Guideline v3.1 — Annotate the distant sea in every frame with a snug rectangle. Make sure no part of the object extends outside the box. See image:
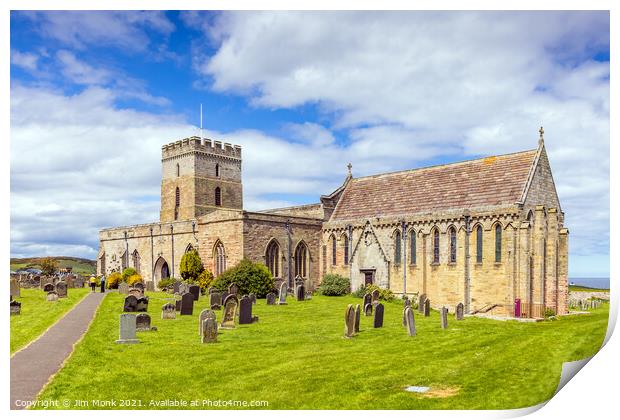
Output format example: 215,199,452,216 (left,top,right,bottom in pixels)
569,277,610,289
